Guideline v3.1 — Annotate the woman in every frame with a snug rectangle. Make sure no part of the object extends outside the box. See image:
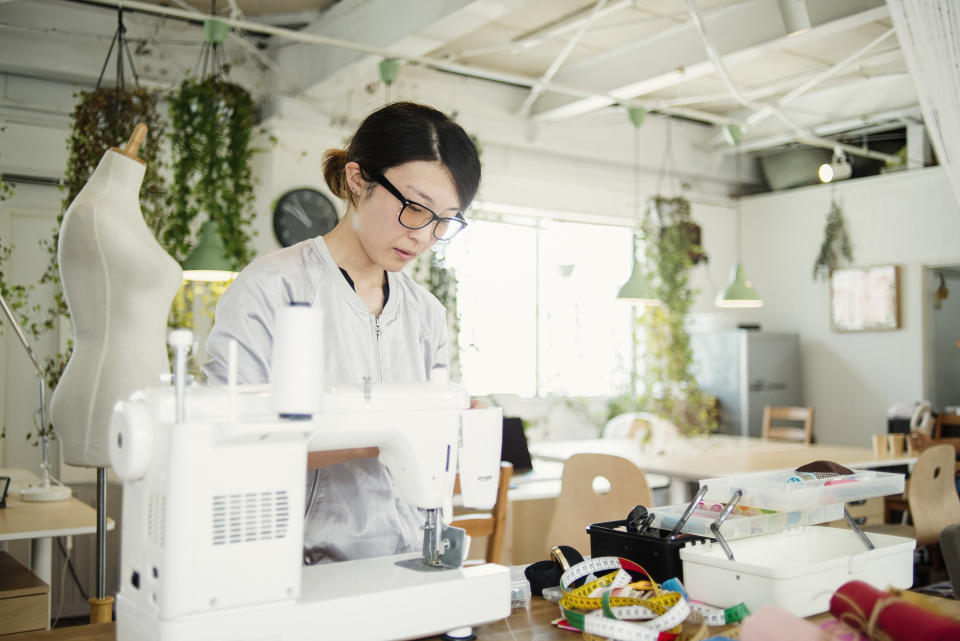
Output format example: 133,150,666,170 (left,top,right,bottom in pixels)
203,102,481,564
